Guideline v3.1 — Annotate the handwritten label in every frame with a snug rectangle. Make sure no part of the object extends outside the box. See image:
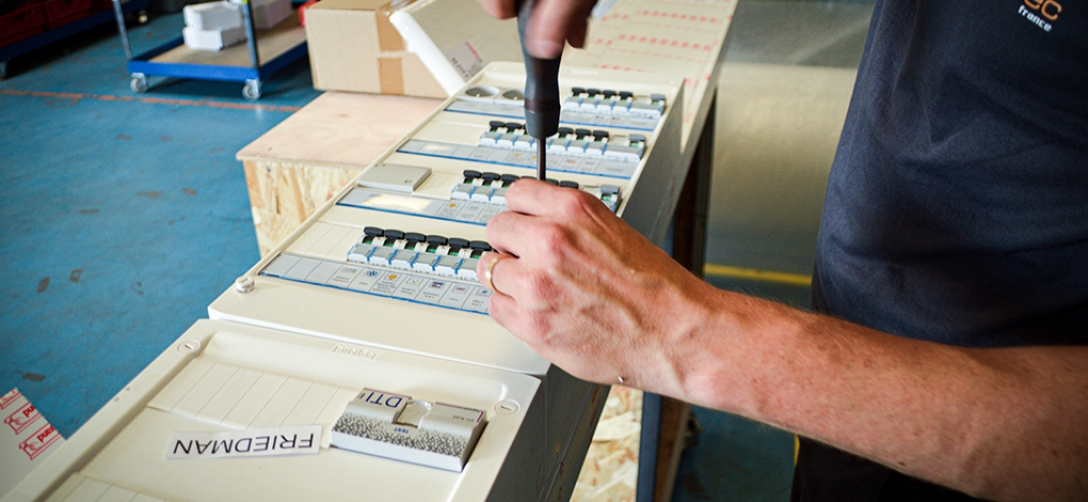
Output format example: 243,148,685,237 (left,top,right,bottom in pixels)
166,425,321,460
